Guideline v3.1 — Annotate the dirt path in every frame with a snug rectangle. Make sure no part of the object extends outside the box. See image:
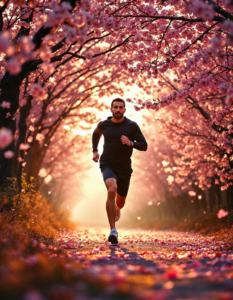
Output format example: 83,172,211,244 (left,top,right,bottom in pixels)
56,227,233,299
